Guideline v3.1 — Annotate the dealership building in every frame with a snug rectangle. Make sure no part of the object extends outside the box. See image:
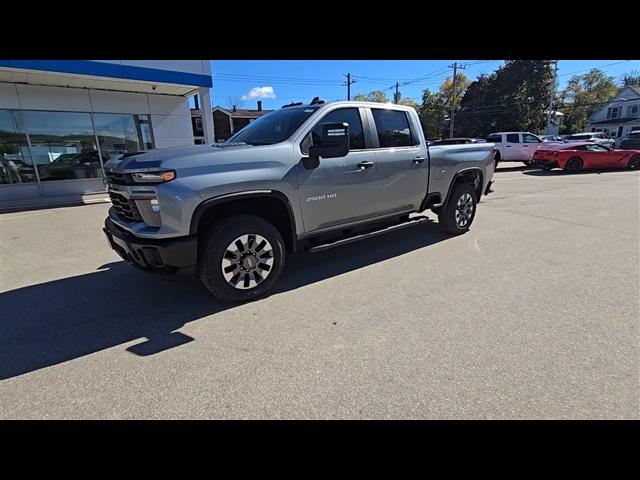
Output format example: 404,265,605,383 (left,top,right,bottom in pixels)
0,60,214,205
